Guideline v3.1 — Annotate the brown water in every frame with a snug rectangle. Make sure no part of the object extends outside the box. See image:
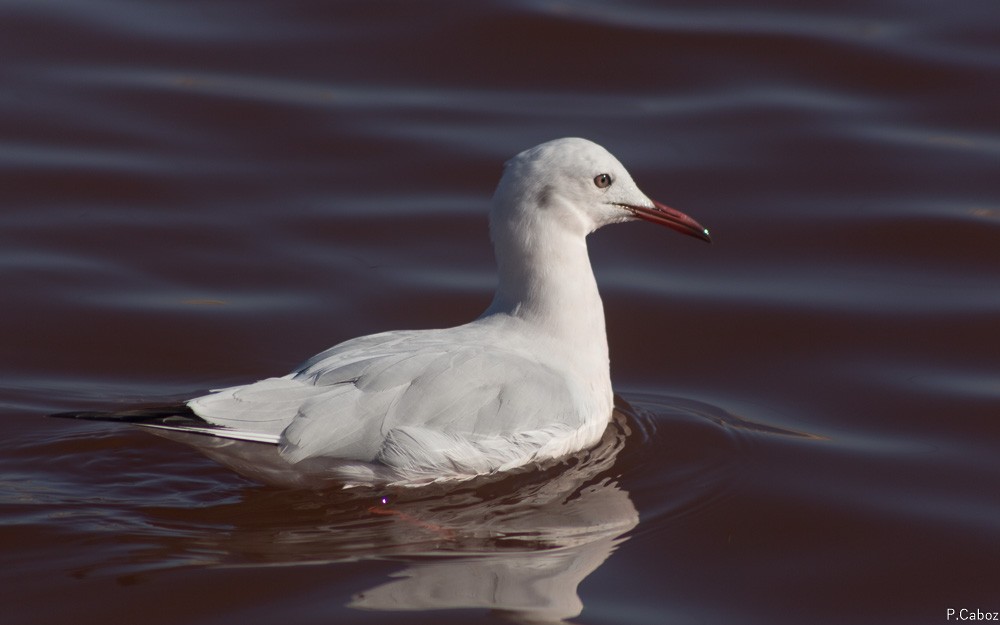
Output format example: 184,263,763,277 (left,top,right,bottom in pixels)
3,1,999,623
